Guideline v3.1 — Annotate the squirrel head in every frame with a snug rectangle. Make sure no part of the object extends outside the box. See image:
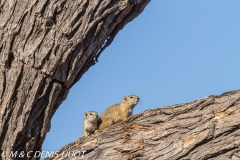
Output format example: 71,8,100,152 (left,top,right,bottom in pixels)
123,95,139,108
84,111,99,122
